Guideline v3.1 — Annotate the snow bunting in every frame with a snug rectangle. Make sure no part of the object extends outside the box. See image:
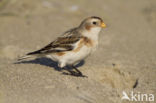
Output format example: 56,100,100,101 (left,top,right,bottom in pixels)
18,16,106,77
